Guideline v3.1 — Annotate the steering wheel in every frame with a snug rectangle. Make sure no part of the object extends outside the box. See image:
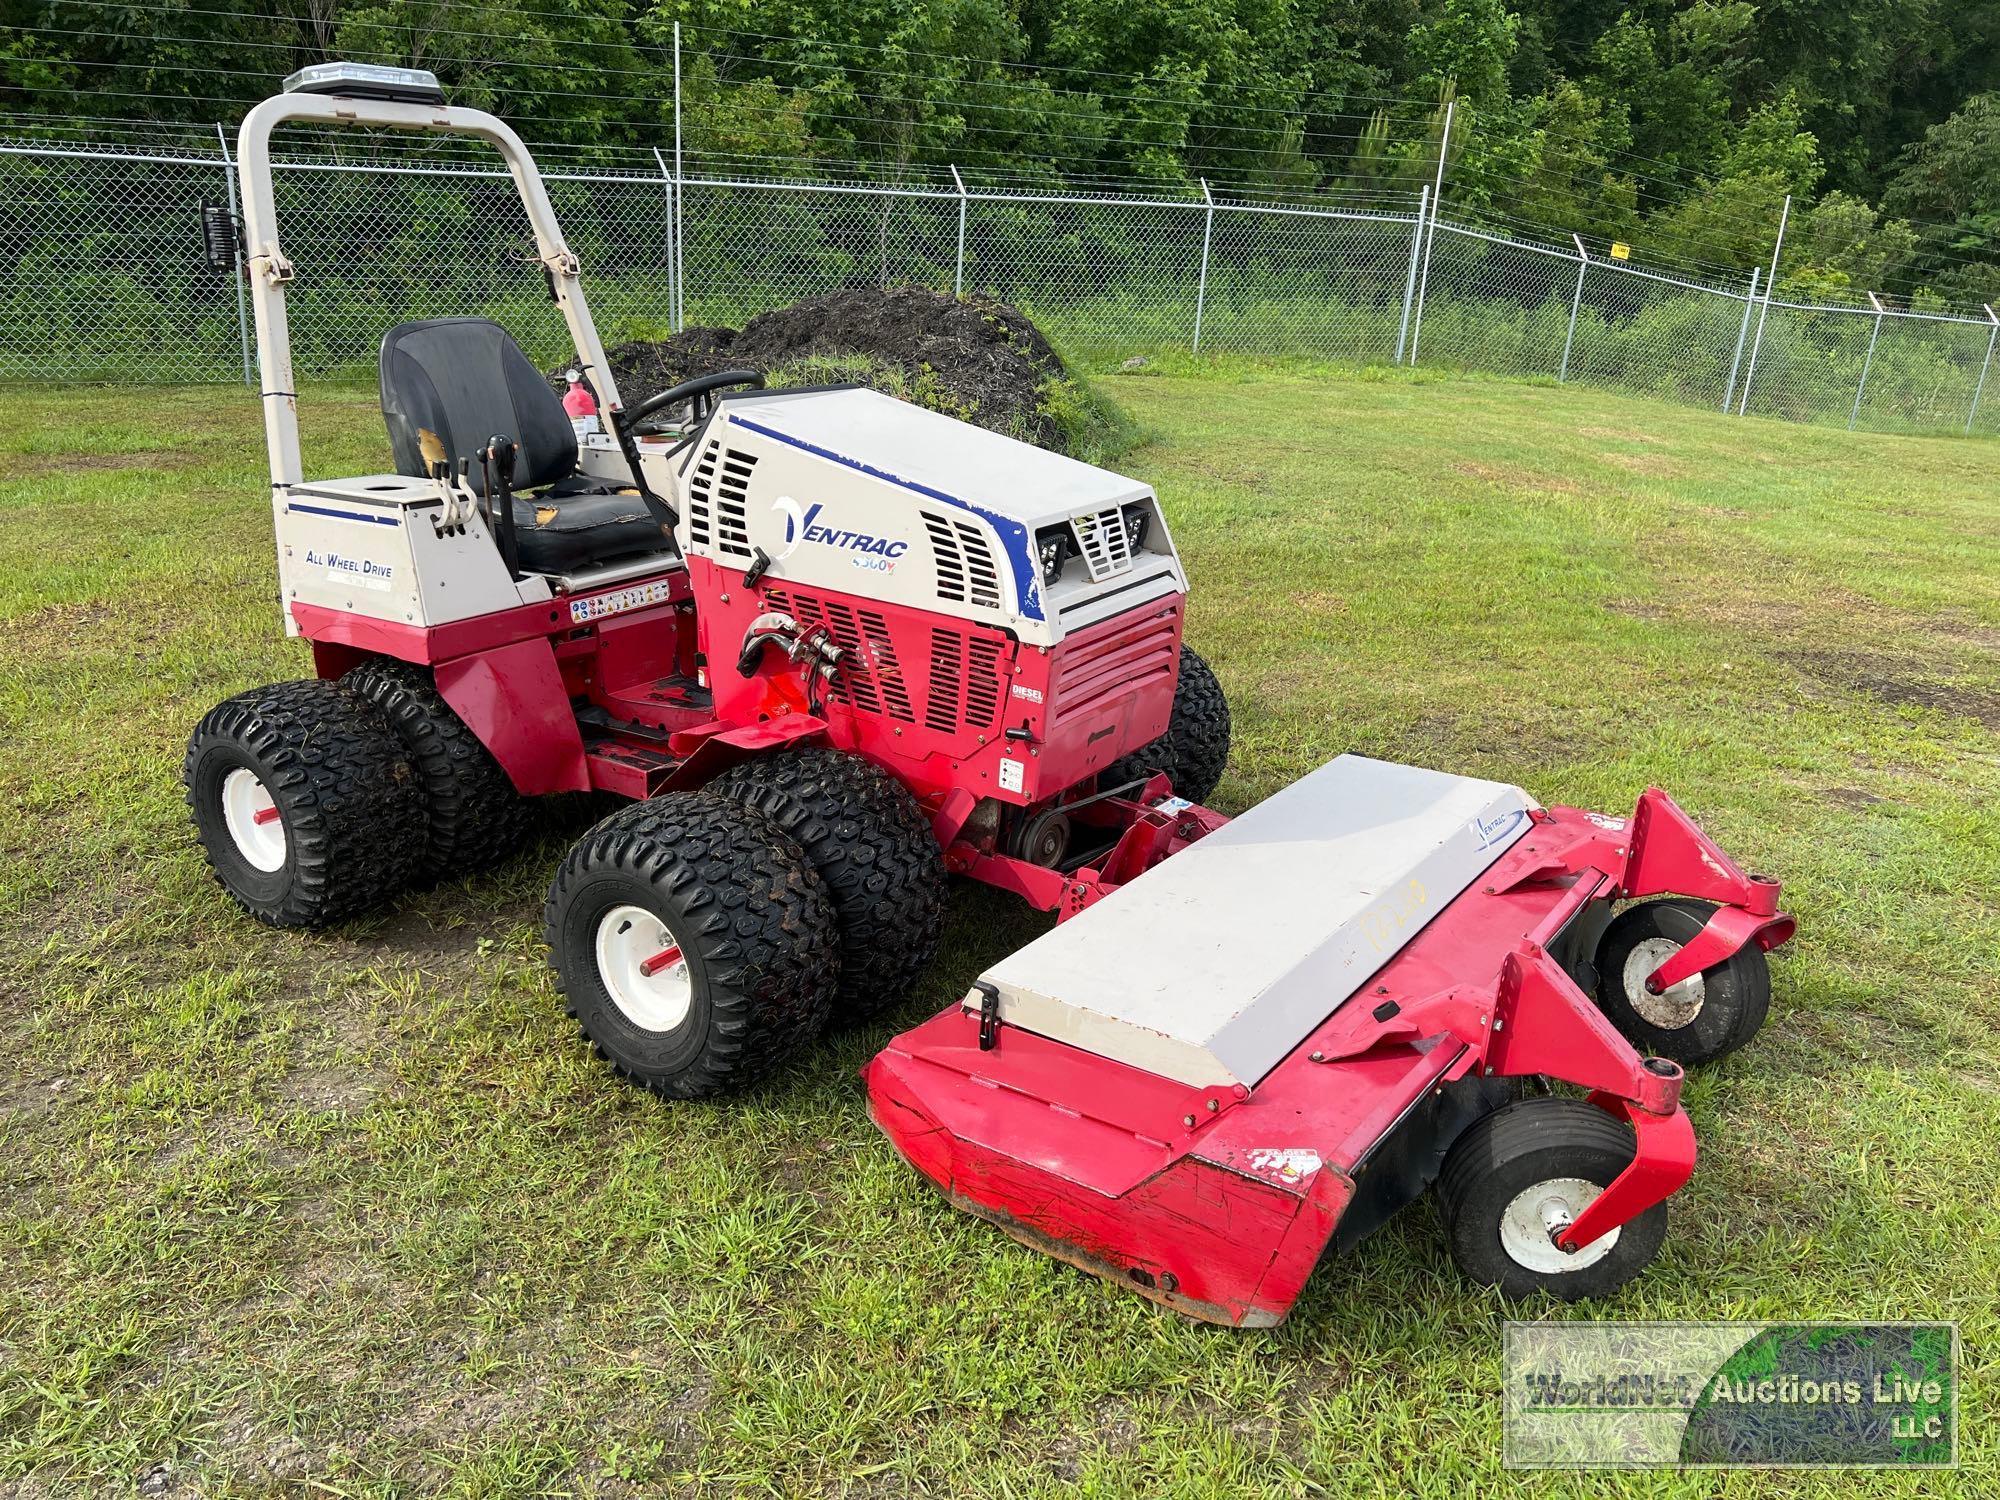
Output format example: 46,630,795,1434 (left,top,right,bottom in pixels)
627,369,766,435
